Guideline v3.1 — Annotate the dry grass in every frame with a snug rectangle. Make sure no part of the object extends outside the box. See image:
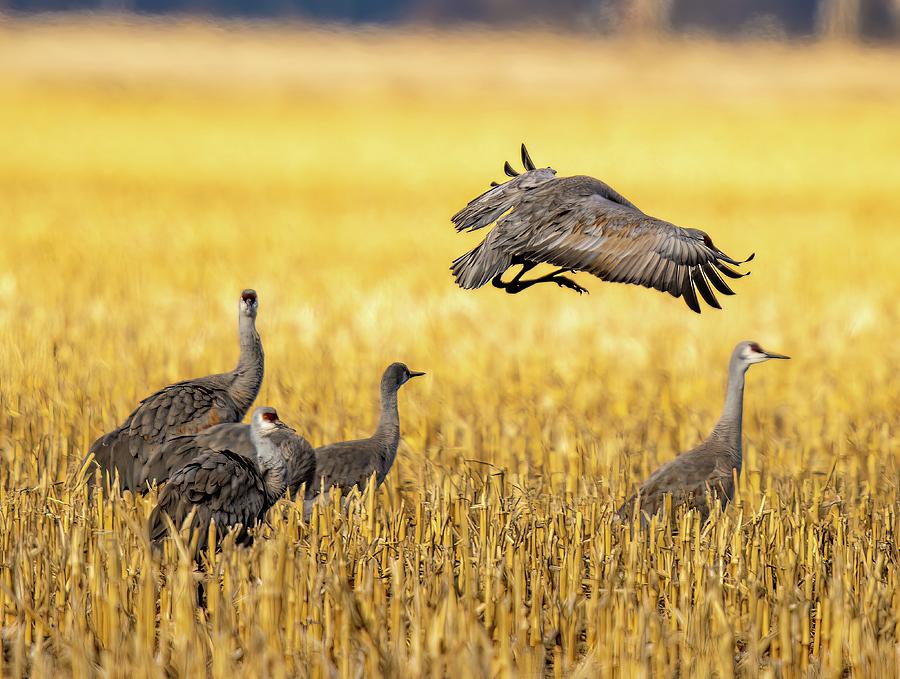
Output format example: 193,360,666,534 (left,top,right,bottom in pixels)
0,17,898,678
